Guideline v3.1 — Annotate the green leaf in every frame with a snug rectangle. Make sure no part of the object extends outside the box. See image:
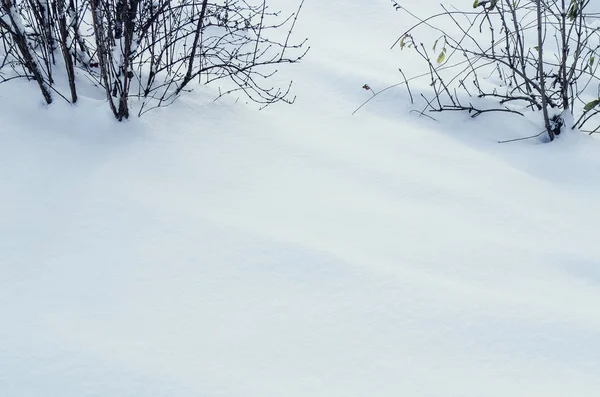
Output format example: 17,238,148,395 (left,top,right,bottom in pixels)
473,0,479,8
436,48,446,64
433,38,439,52
584,99,600,111
590,56,595,66
568,0,578,21
399,34,407,49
